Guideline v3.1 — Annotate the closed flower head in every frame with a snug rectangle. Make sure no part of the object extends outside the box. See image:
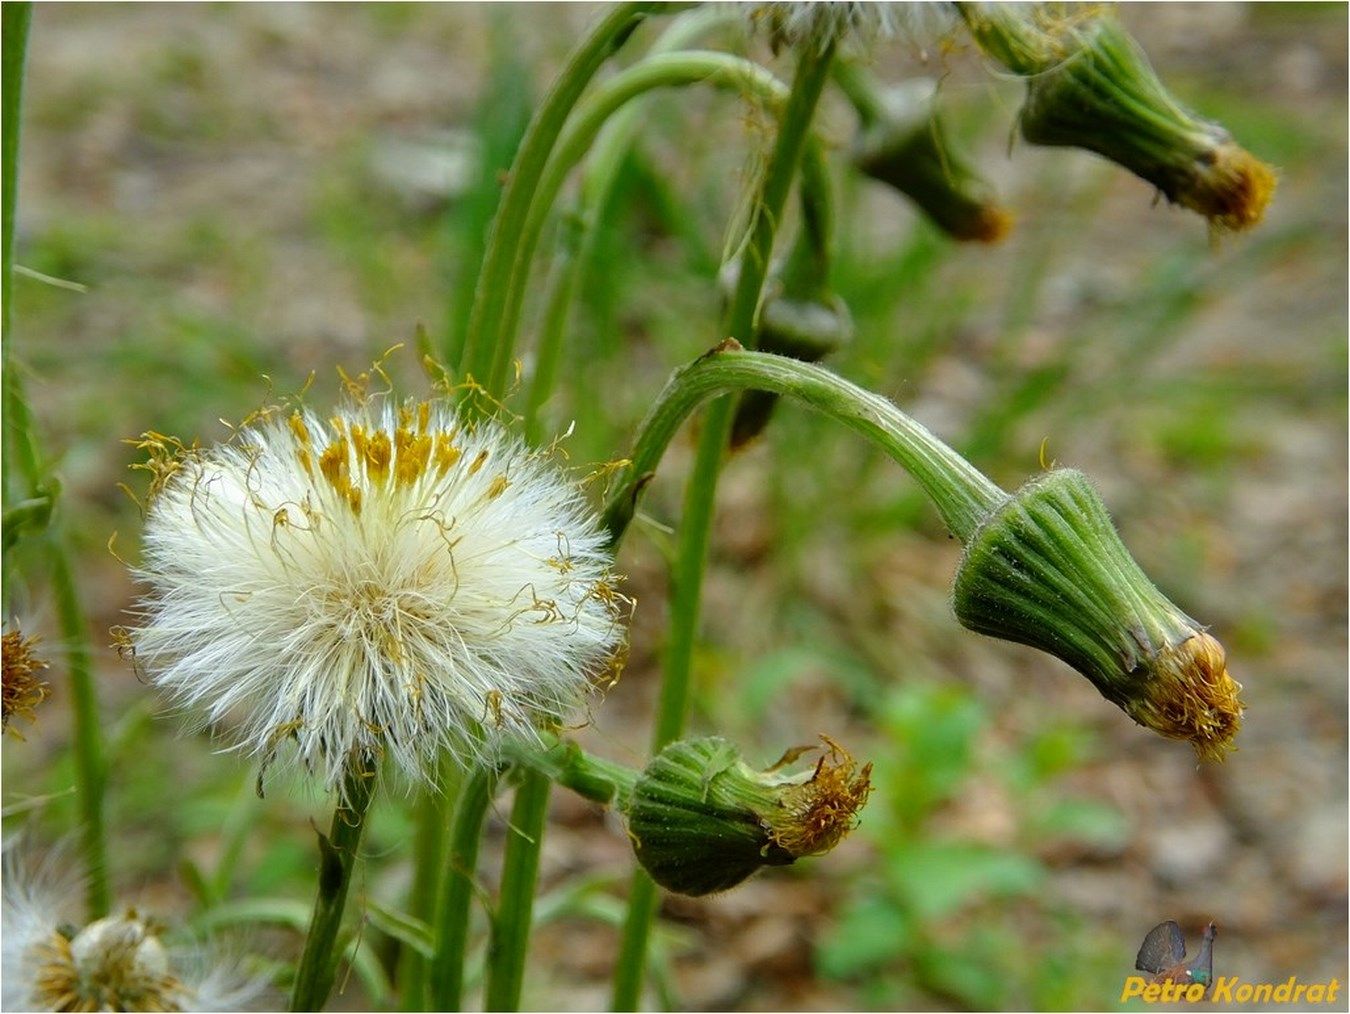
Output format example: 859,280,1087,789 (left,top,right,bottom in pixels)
959,3,1276,231
126,396,625,795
